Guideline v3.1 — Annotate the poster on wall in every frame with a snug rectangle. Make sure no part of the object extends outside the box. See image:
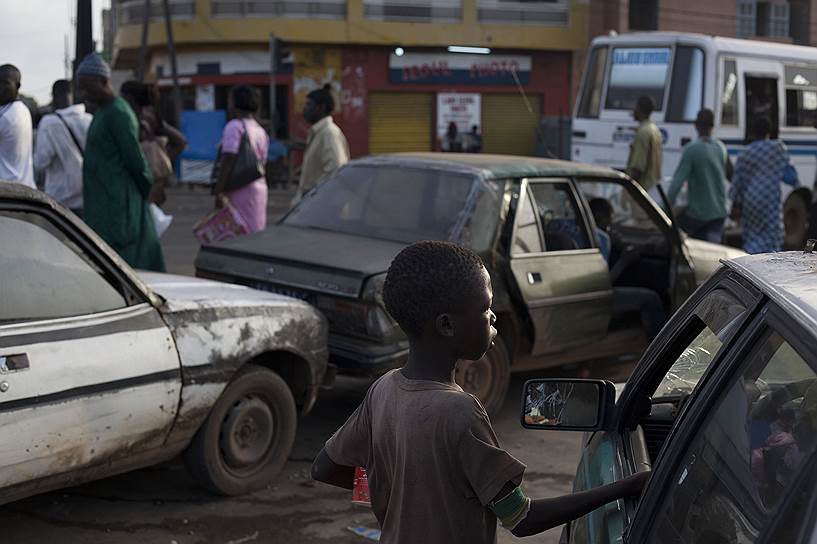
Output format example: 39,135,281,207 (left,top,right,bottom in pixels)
437,93,481,139
292,46,343,116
